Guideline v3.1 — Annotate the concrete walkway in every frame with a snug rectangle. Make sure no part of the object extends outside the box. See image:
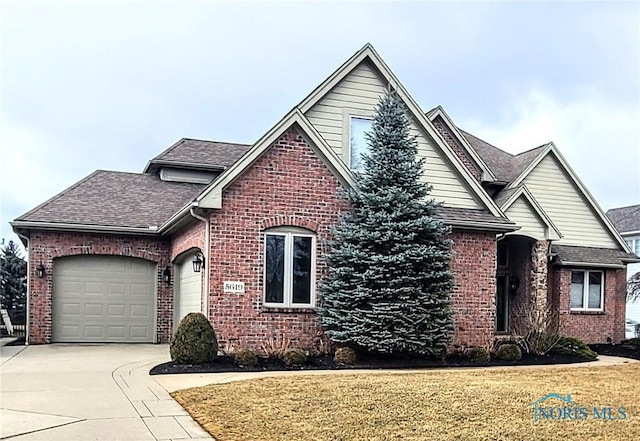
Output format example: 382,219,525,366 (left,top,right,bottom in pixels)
154,354,639,393
0,344,212,441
